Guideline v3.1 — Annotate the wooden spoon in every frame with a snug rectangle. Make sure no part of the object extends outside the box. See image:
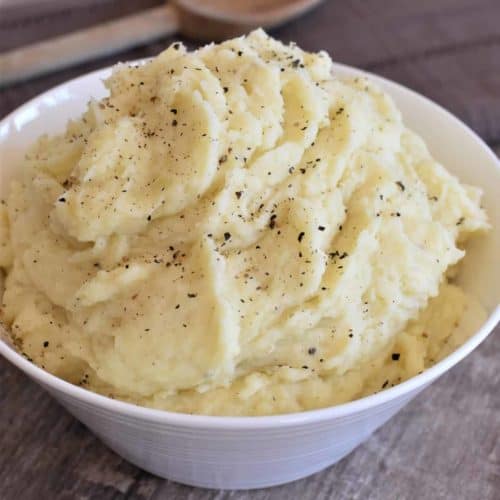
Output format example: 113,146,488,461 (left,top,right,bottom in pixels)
0,0,324,87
